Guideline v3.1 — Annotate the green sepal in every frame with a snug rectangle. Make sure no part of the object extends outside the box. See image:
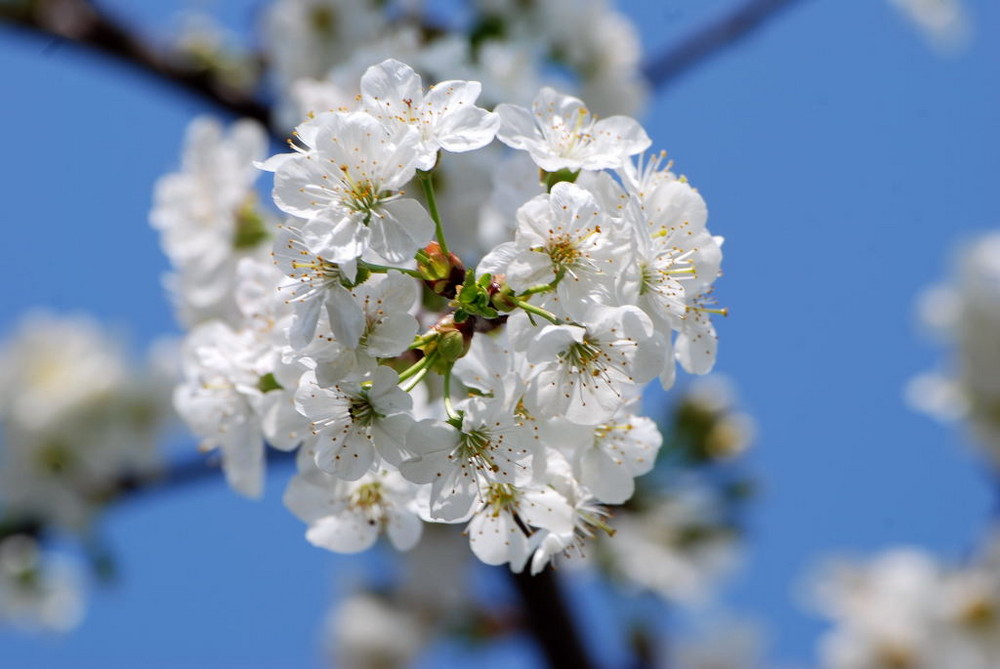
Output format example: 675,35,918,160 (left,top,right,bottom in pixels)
257,373,283,393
